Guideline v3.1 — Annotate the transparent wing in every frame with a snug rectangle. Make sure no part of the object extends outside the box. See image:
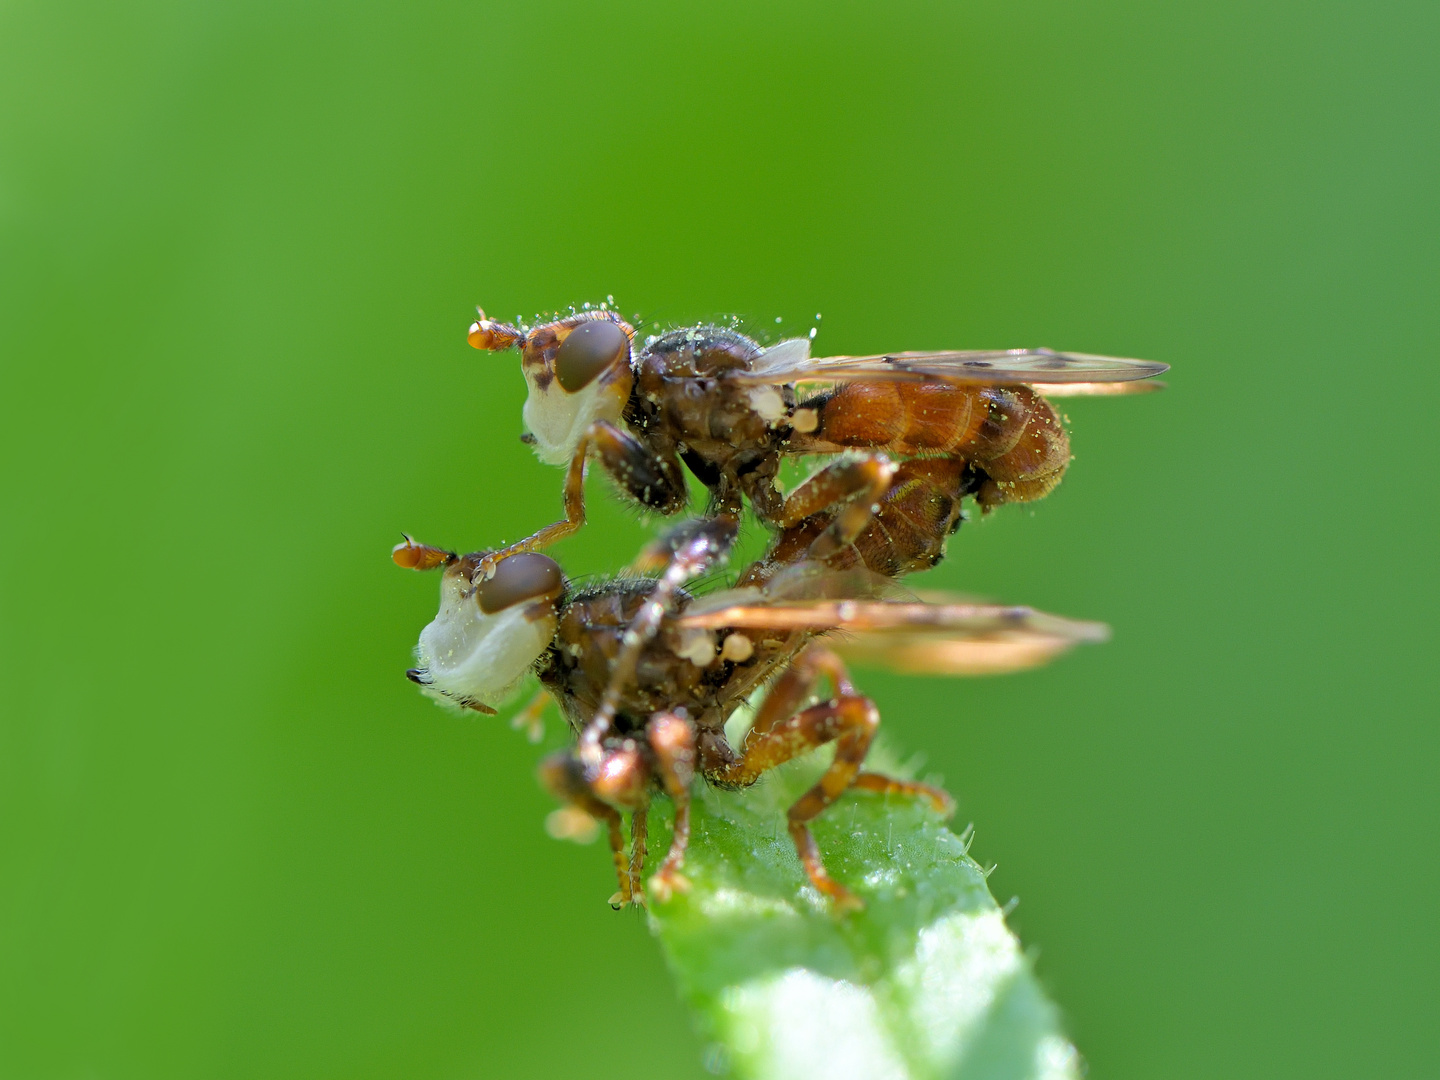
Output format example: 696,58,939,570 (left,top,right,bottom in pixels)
831,628,1096,676
676,596,1107,677
1029,378,1167,397
731,347,1168,389
676,597,1106,637
748,337,812,375
683,560,914,621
